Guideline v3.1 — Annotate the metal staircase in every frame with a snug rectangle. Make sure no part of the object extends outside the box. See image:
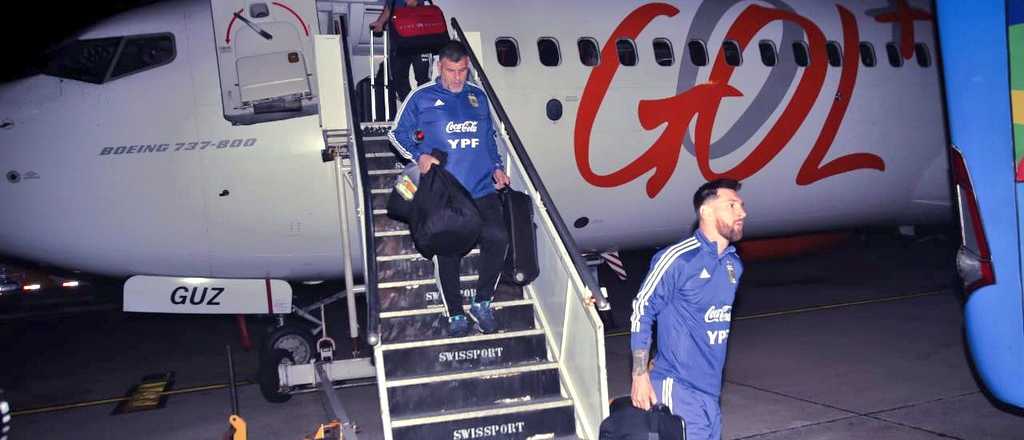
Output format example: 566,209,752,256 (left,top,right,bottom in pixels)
359,132,578,439
315,17,611,439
